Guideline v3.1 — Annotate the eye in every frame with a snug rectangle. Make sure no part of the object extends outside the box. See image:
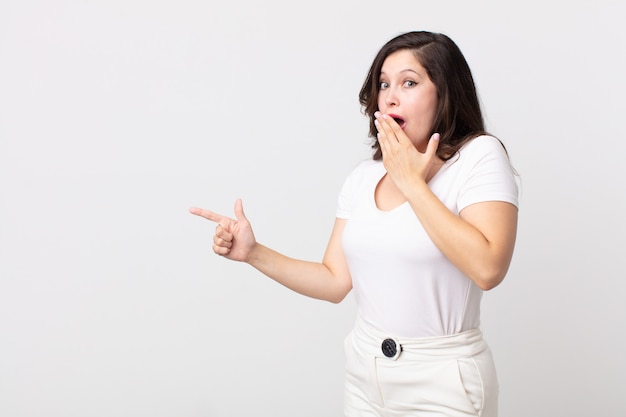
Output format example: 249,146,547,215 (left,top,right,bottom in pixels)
403,80,417,88
379,81,389,90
